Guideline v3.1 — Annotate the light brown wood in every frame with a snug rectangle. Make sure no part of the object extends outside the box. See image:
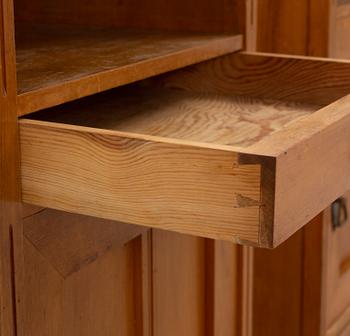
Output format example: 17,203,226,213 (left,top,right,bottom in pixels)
204,240,239,336
252,94,350,245
16,23,242,116
24,237,141,336
327,305,350,336
250,4,329,334
162,51,350,244
20,52,350,247
23,207,150,336
152,231,206,336
18,1,250,334
26,86,316,148
20,118,262,245
24,209,148,277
